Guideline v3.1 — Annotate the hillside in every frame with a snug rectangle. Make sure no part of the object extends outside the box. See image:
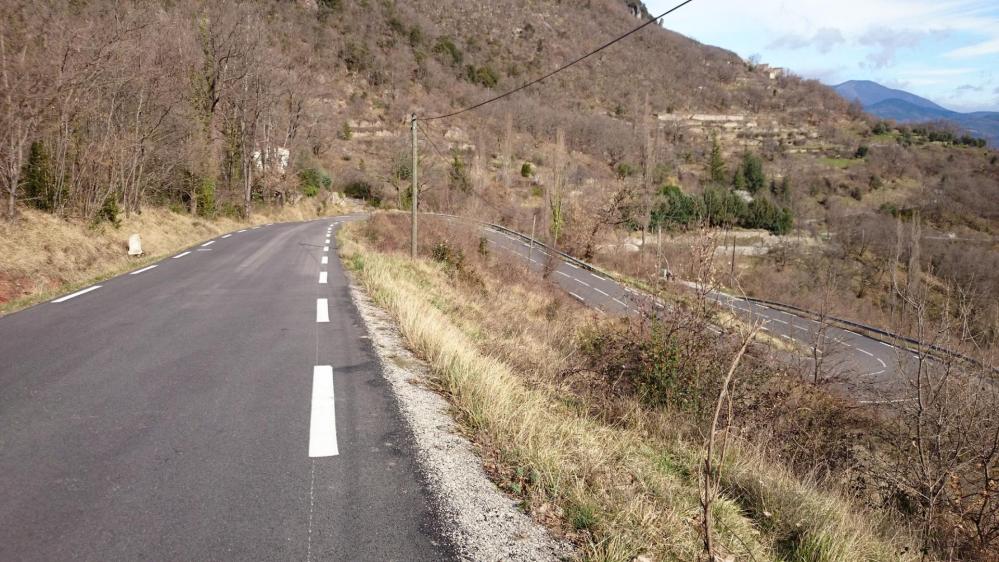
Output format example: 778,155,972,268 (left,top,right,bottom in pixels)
834,79,999,146
4,0,999,366
5,1,999,559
